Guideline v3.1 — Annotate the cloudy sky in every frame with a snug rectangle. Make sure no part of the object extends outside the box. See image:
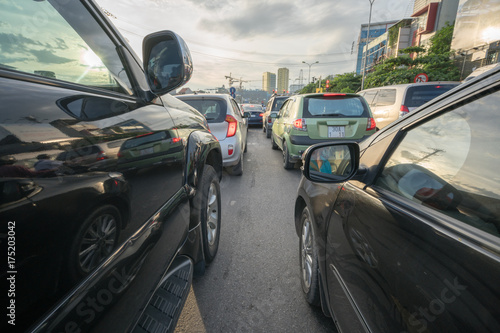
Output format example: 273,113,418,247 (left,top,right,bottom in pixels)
96,0,413,91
